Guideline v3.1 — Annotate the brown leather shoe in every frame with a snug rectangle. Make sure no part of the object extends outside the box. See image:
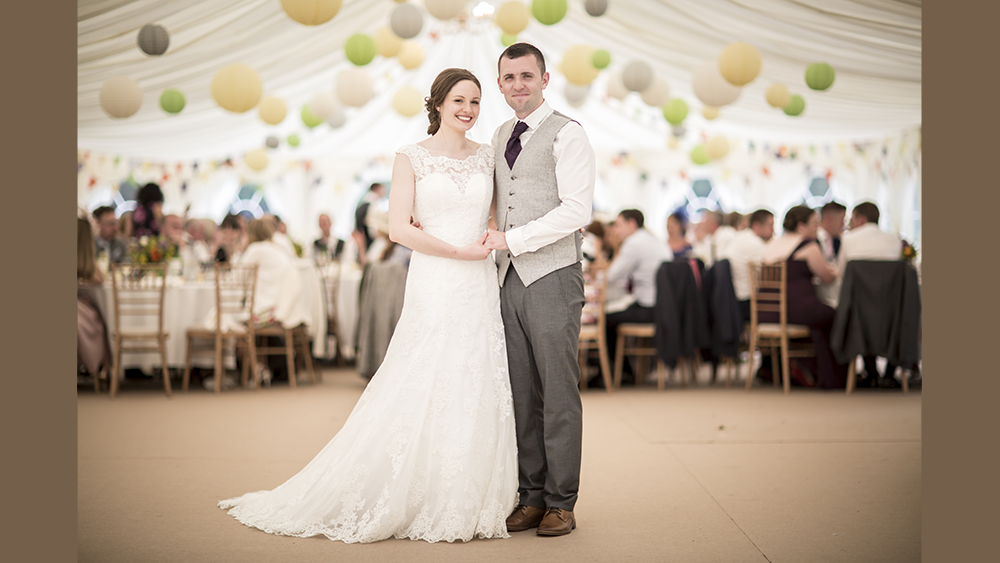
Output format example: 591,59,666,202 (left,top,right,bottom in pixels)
536,507,576,536
506,505,546,532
